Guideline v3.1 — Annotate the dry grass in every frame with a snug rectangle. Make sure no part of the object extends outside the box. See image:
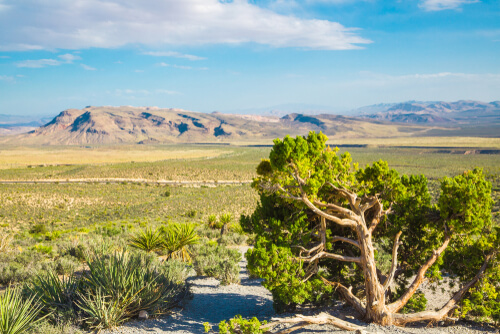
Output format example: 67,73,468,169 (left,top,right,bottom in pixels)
0,145,229,168
329,136,500,148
